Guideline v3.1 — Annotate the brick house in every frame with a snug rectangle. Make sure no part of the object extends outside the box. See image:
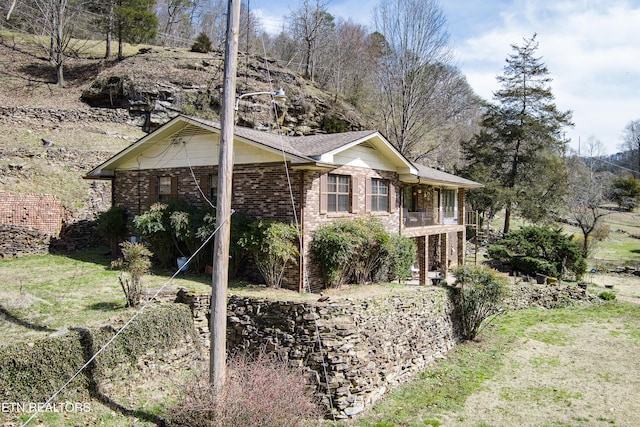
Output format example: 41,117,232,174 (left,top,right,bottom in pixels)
85,115,482,291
